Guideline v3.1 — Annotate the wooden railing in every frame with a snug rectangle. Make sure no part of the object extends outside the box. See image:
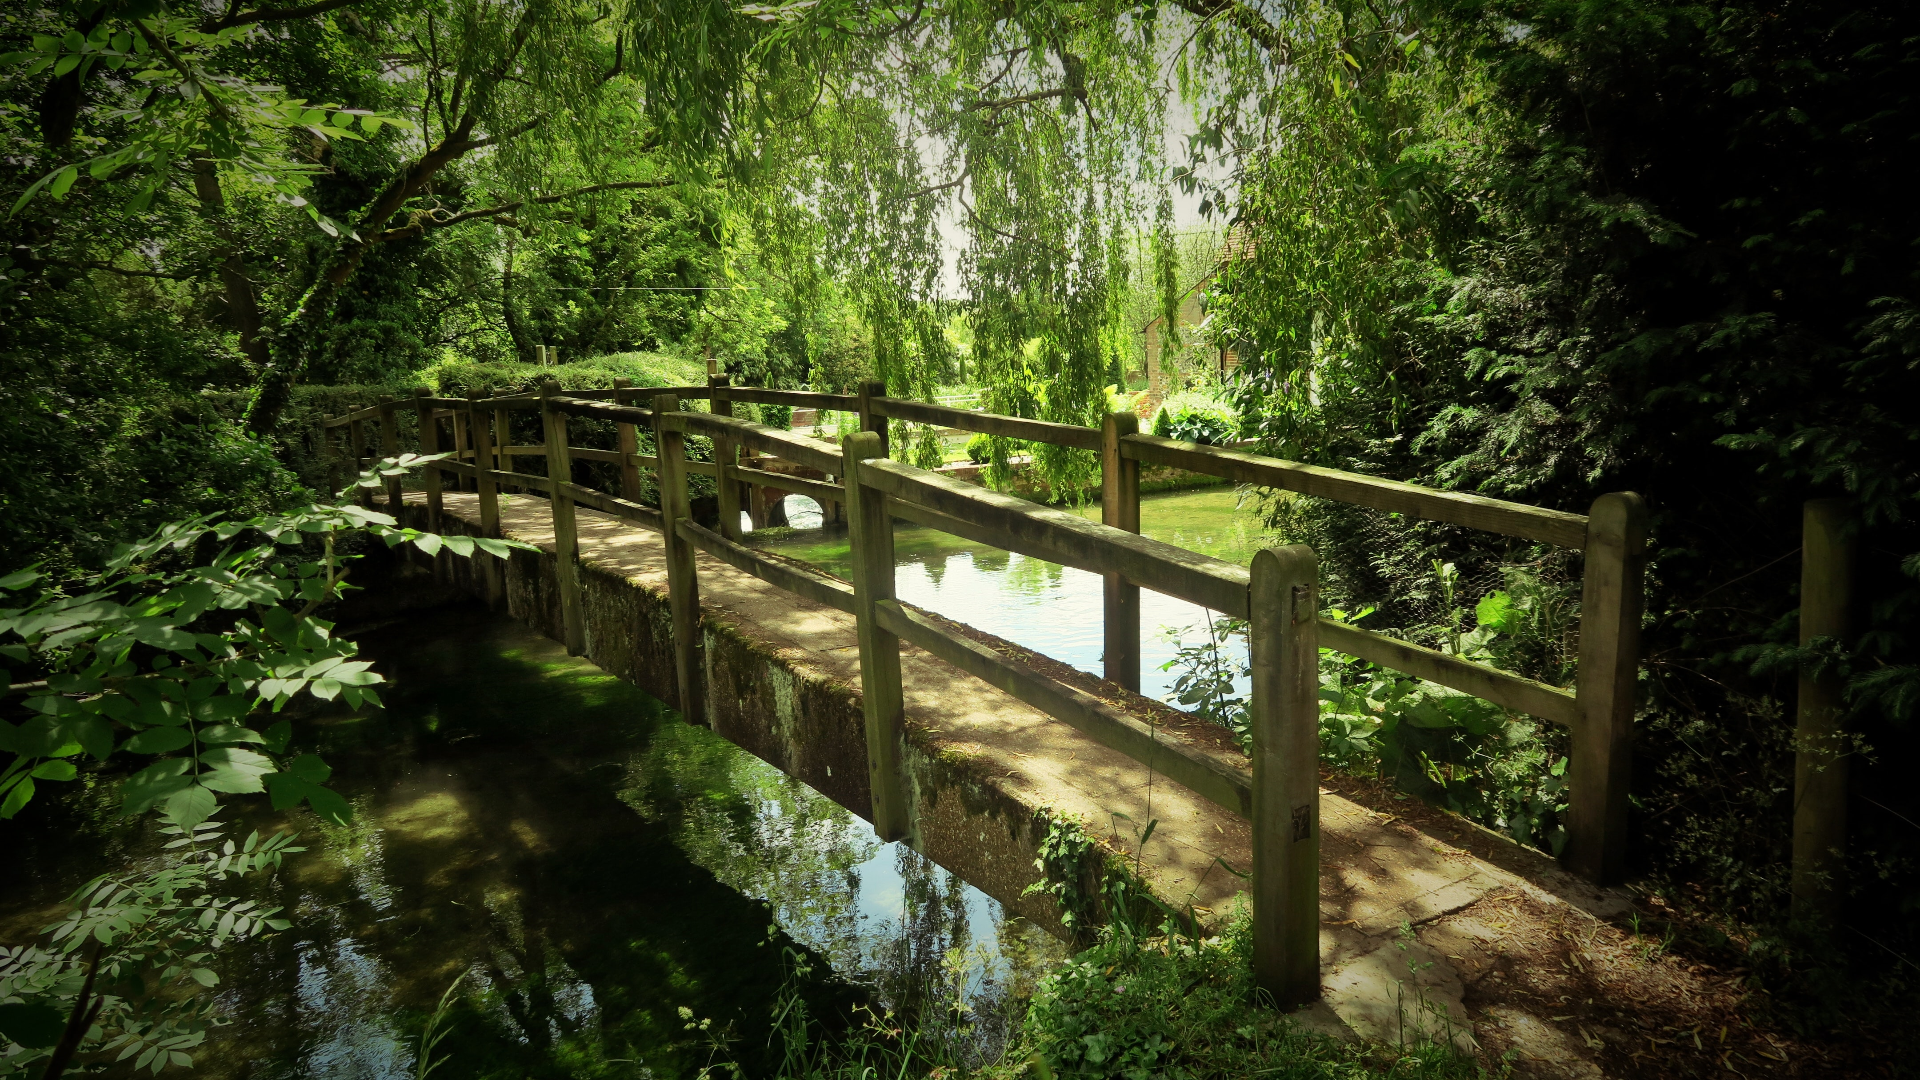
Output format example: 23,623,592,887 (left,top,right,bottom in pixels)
320,376,1646,1007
